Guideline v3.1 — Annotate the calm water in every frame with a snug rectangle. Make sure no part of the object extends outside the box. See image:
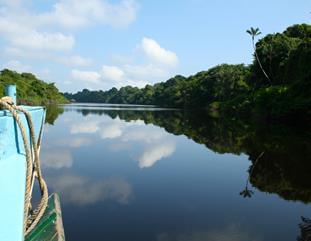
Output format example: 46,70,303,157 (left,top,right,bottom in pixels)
41,104,311,241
